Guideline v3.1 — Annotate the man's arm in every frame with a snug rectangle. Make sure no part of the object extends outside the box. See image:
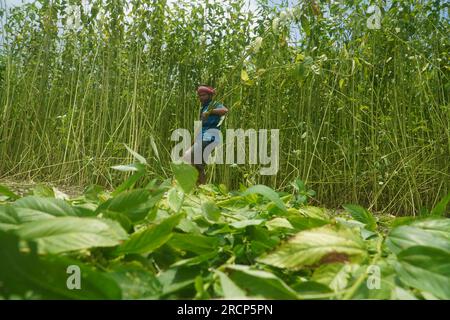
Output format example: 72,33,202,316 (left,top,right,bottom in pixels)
201,106,228,120
208,106,228,116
